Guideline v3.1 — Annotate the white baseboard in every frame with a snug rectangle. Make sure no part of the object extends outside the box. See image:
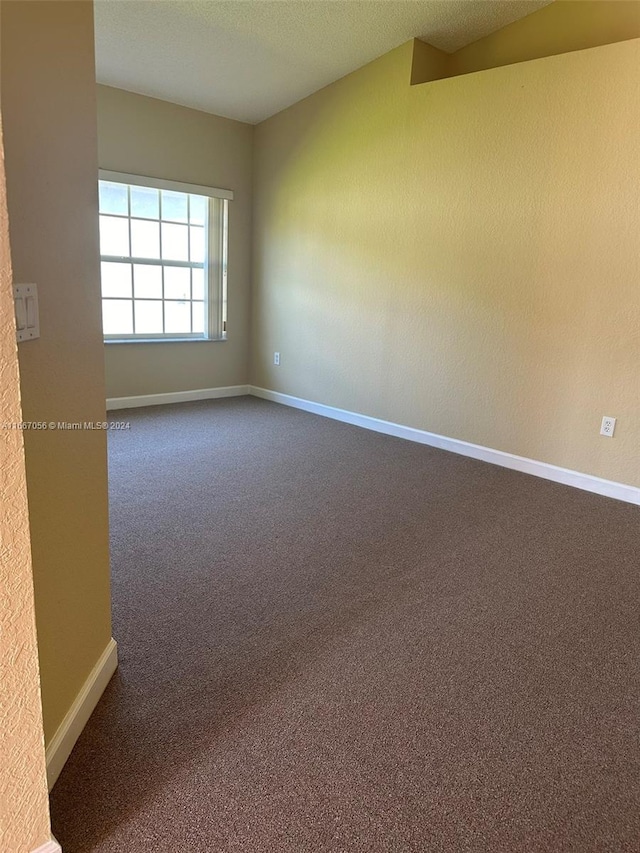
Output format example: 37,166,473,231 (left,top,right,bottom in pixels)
31,838,62,853
106,384,249,411
46,638,118,791
249,386,640,506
